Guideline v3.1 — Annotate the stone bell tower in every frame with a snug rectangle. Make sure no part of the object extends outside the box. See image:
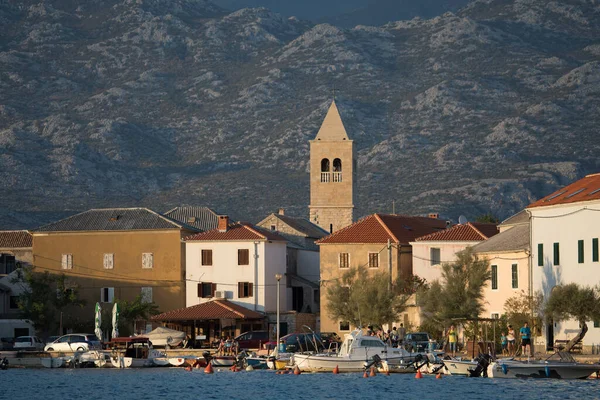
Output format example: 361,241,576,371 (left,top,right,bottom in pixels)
309,100,355,233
